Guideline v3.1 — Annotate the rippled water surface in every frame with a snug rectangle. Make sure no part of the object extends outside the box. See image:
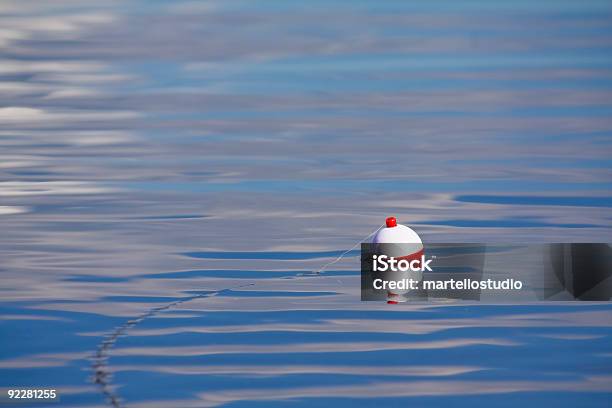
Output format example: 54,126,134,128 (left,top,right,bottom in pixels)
1,1,612,407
